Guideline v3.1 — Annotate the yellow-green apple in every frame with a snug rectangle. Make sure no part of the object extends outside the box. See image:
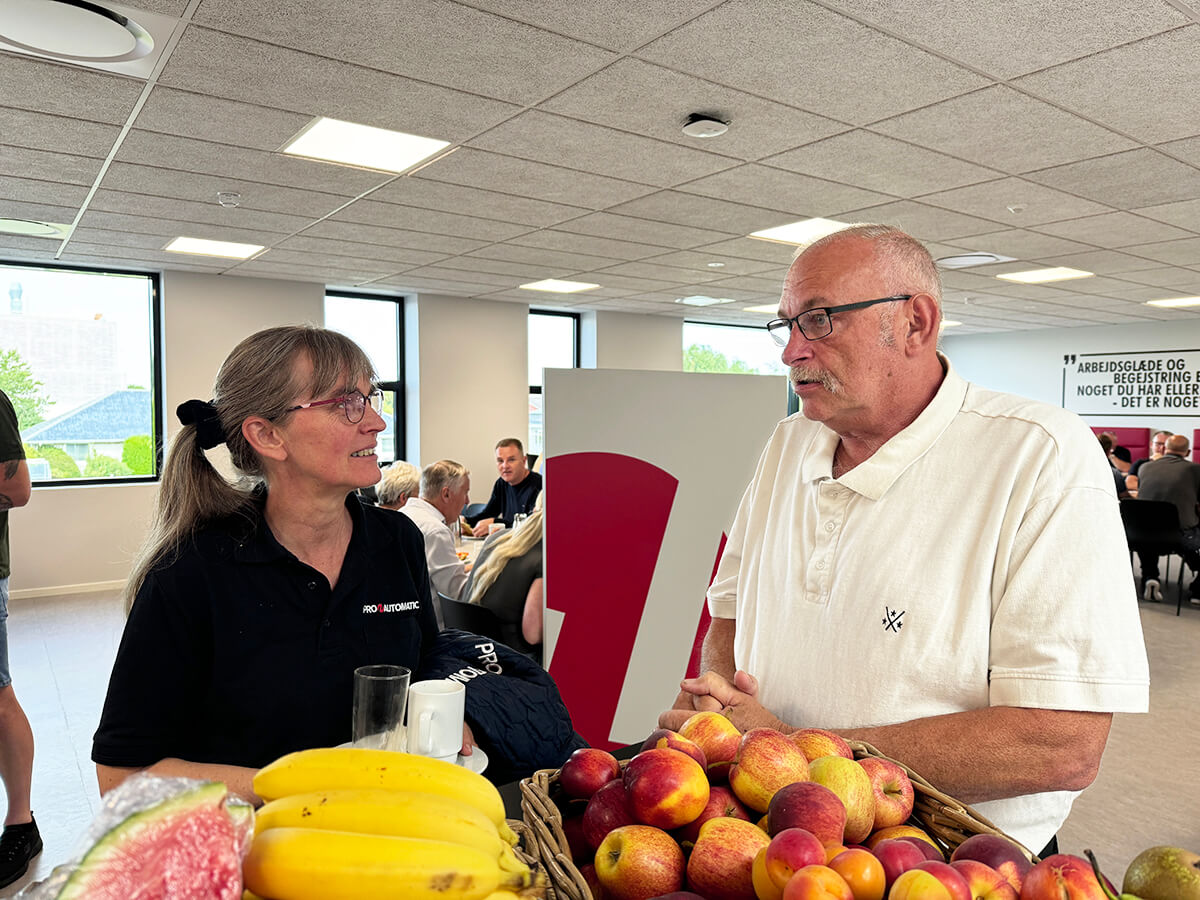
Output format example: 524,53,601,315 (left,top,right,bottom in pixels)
754,847,785,900
624,748,710,830
829,848,886,900
730,728,811,813
762,829,828,892
1122,846,1200,900
687,816,772,900
584,778,637,849
561,747,622,800
781,865,855,900
767,781,848,846
679,710,743,781
676,784,752,844
867,826,940,856
873,838,930,890
641,728,708,770
950,835,1032,894
806,756,874,844
951,859,1020,900
856,757,914,830
914,861,972,900
595,825,685,900
789,729,855,762
1018,855,1108,900
890,868,958,900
